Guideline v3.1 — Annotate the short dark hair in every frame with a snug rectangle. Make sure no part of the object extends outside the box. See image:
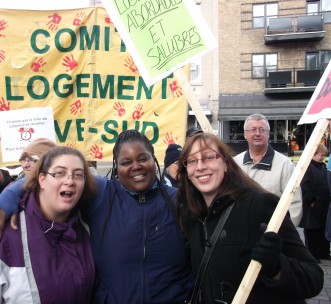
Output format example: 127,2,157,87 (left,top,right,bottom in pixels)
110,129,159,180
